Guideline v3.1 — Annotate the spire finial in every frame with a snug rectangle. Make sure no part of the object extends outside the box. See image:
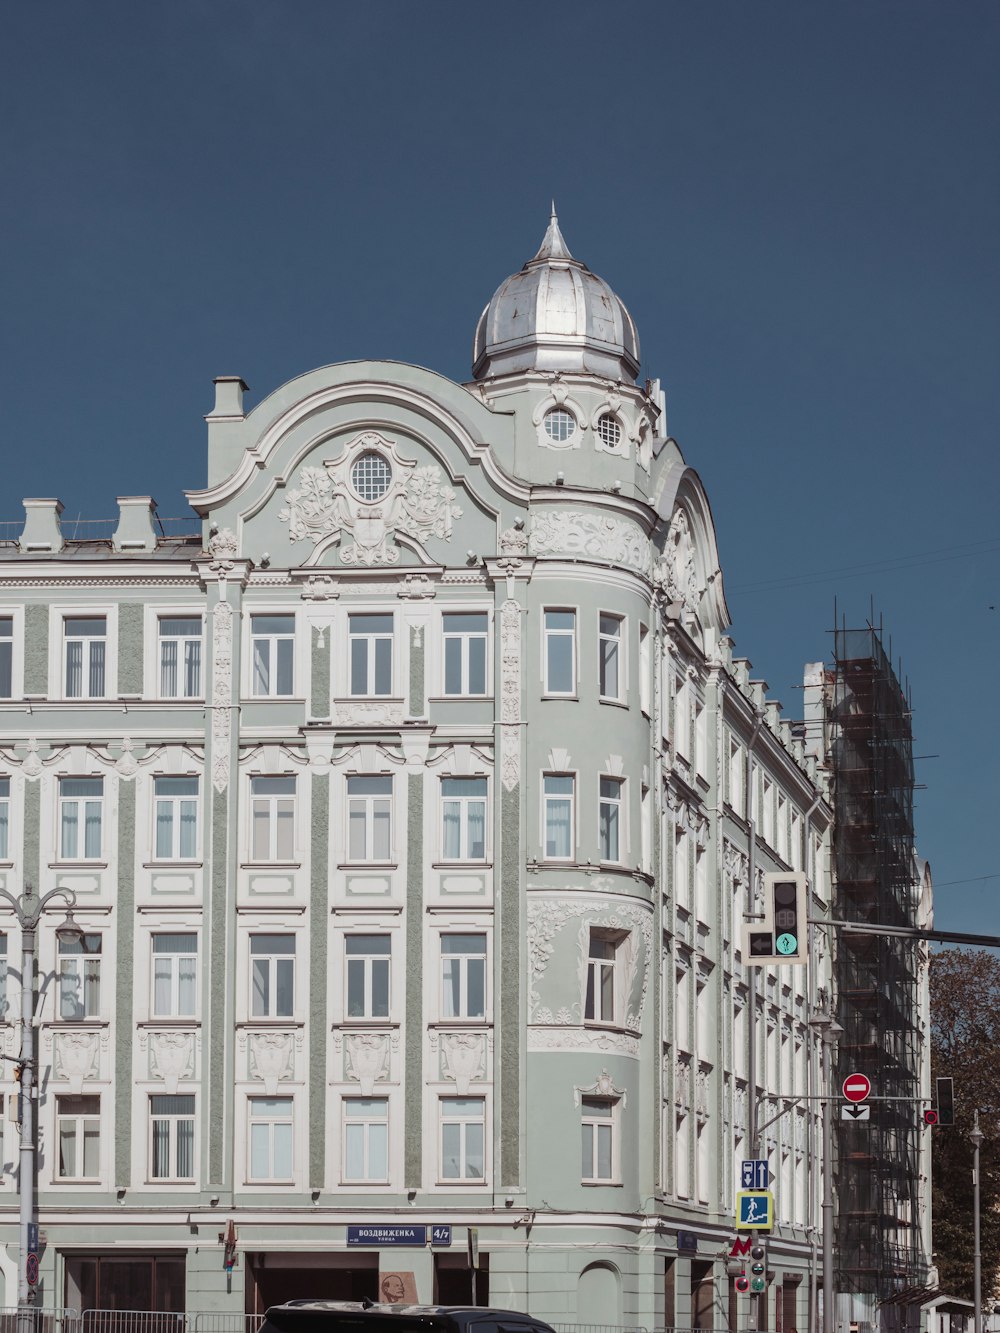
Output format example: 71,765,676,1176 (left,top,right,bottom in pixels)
533,203,573,263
